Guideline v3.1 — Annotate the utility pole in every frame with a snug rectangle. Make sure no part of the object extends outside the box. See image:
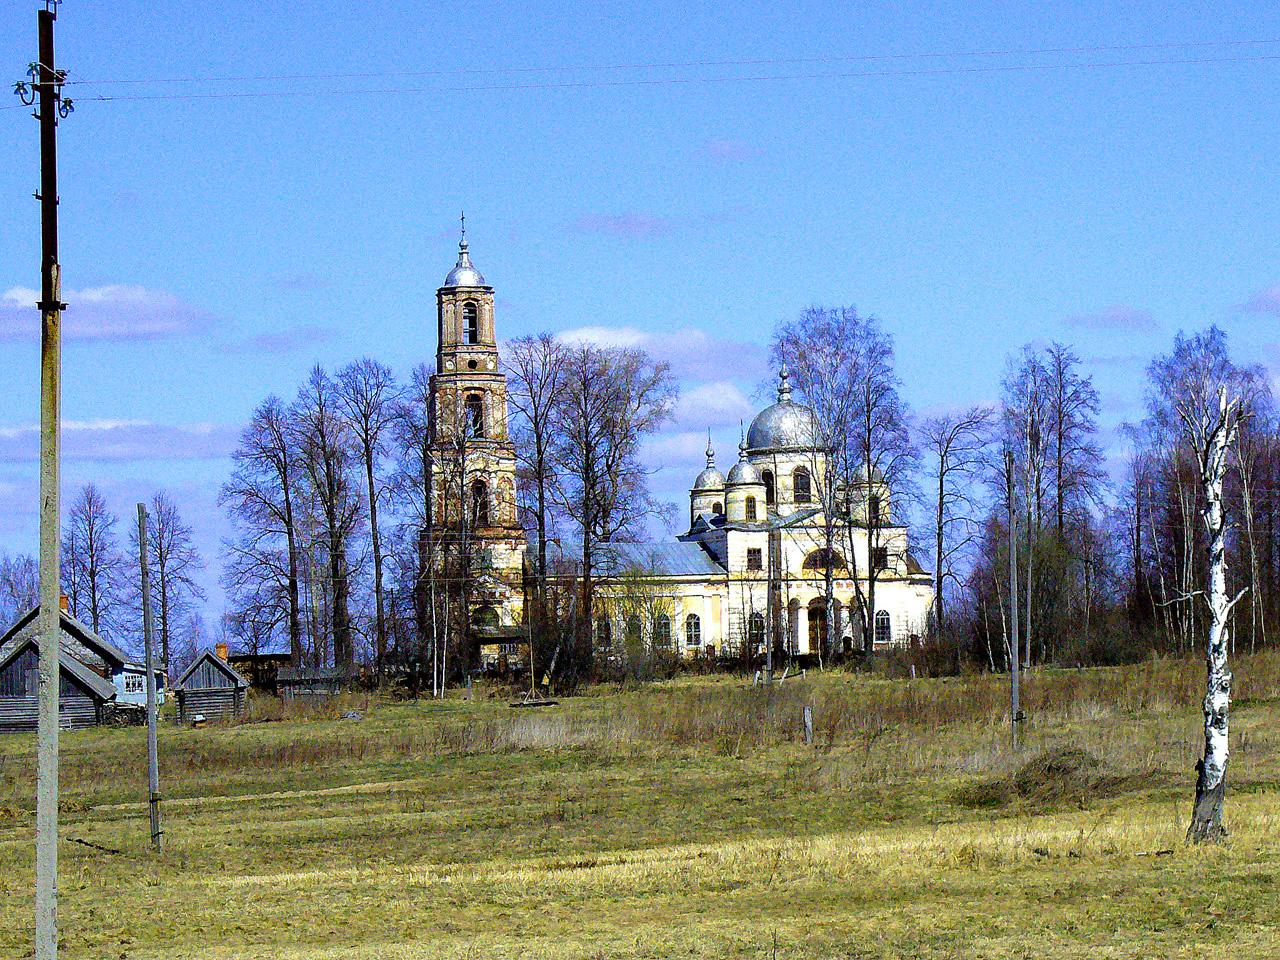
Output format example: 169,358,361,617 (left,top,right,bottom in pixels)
1005,449,1021,750
136,505,163,854
15,4,73,957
